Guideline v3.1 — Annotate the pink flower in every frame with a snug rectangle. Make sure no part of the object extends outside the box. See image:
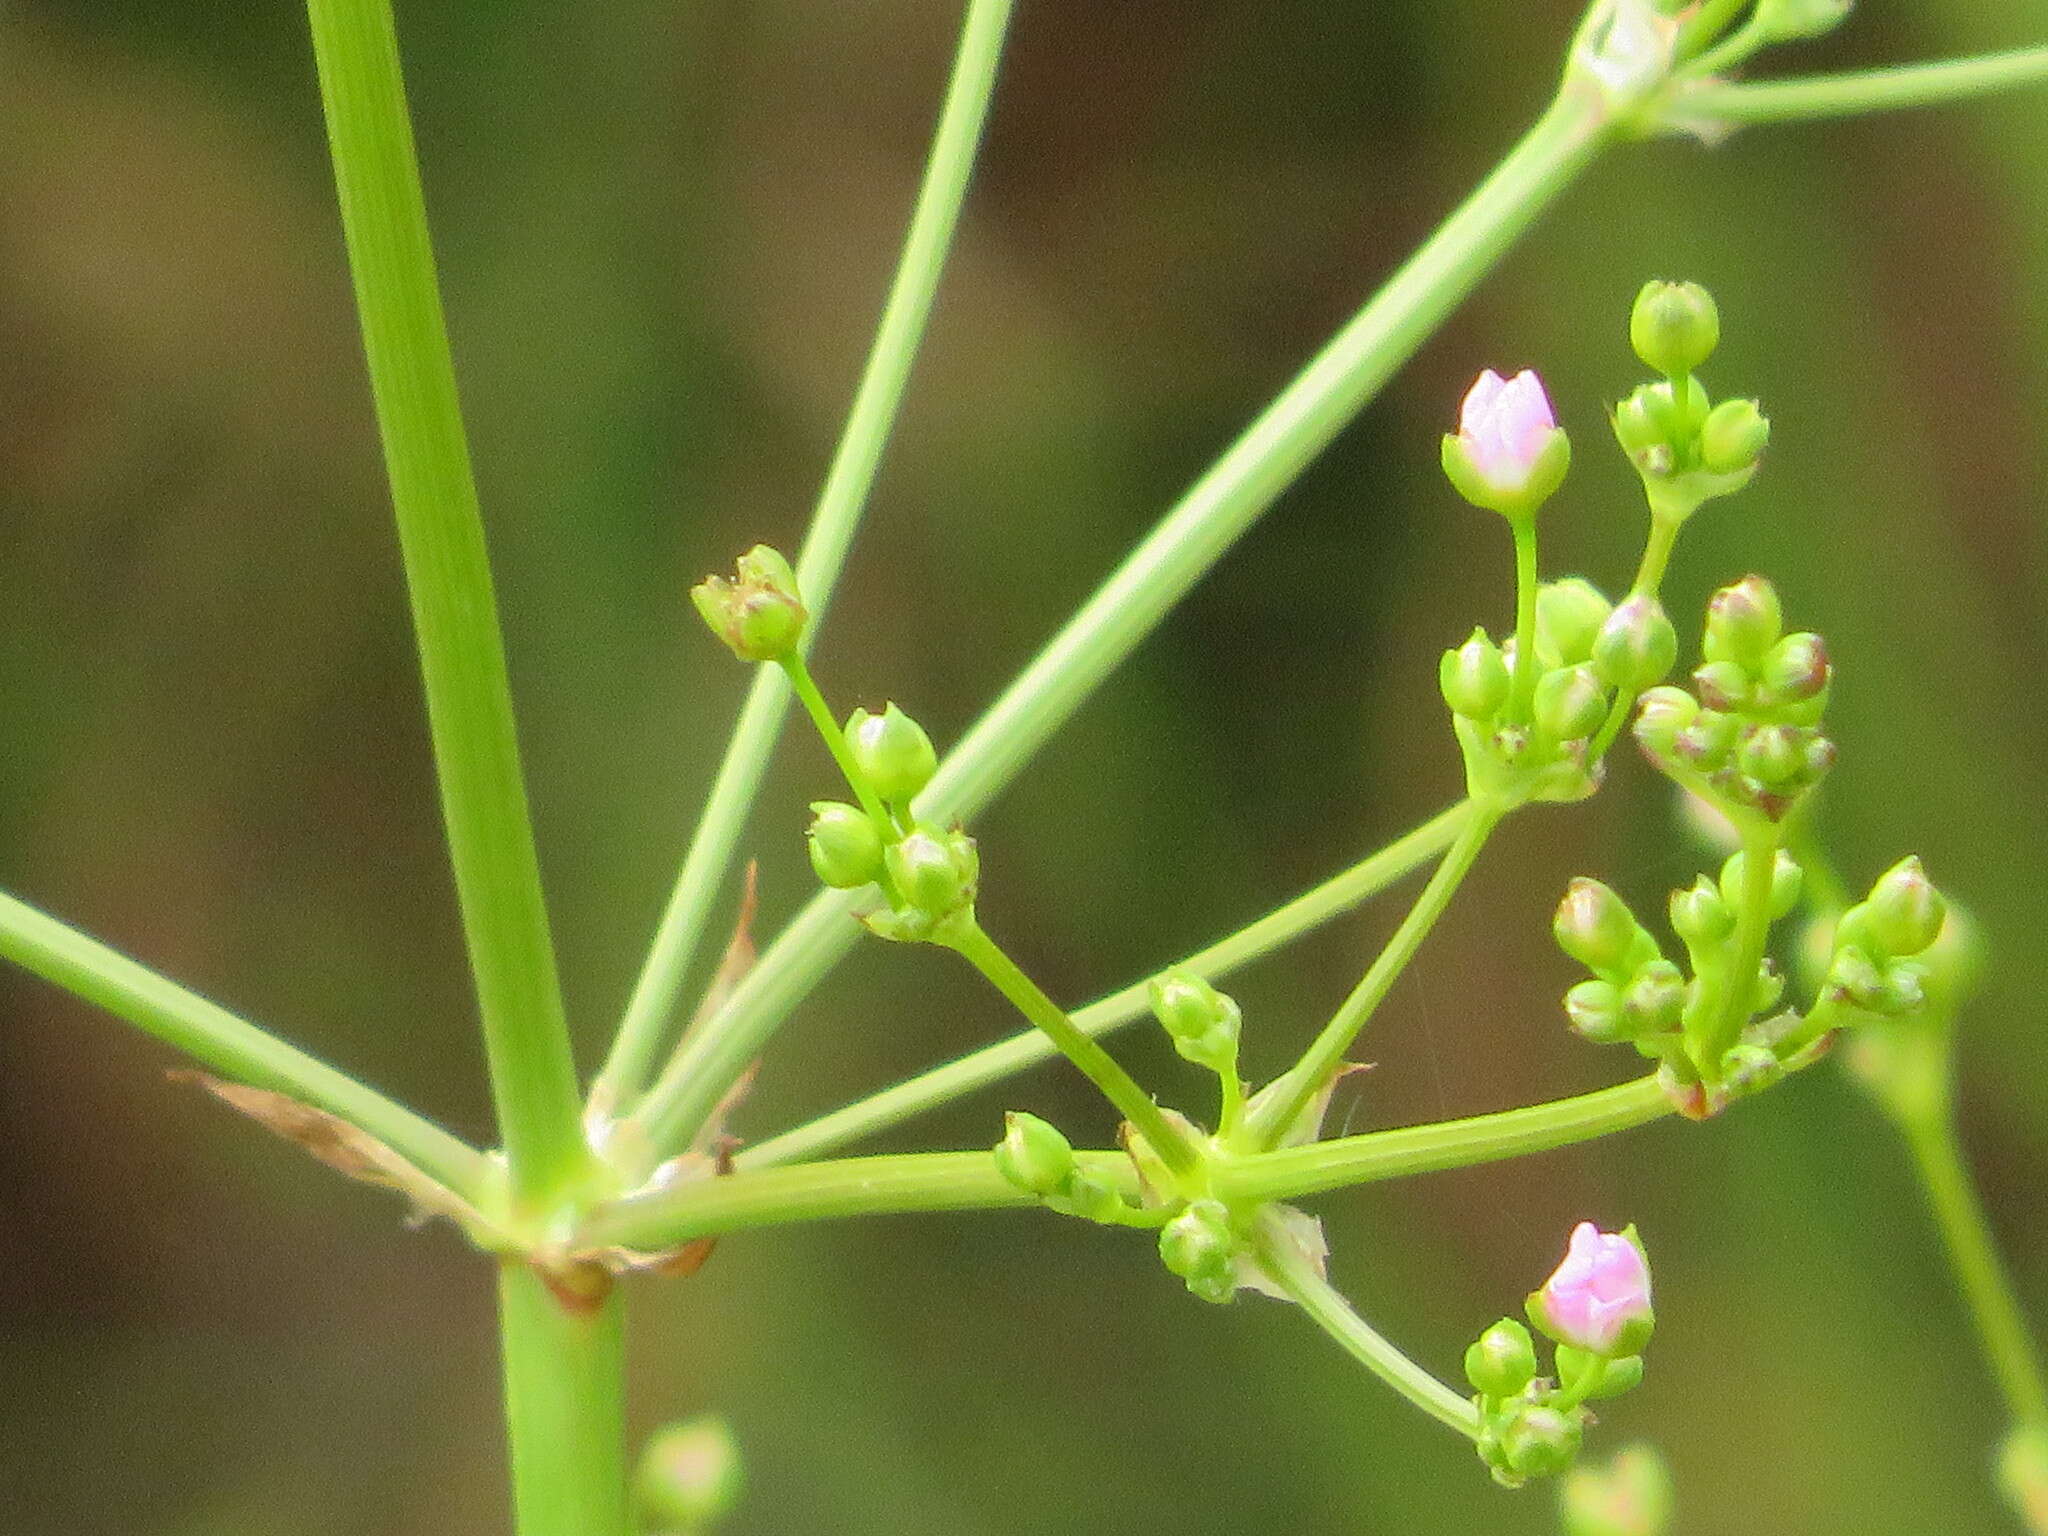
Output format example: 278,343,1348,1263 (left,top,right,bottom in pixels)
1441,369,1570,517
1529,1222,1654,1357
